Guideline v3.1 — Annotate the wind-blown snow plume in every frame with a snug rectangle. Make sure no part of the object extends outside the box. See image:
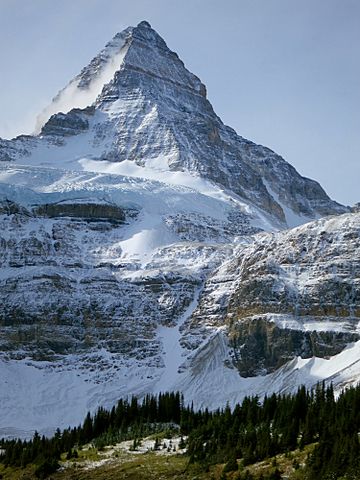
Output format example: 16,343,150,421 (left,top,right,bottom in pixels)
34,28,131,133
